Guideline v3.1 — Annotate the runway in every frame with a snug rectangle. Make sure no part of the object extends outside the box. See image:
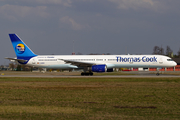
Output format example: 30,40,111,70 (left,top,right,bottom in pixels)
0,74,180,78
0,71,180,78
